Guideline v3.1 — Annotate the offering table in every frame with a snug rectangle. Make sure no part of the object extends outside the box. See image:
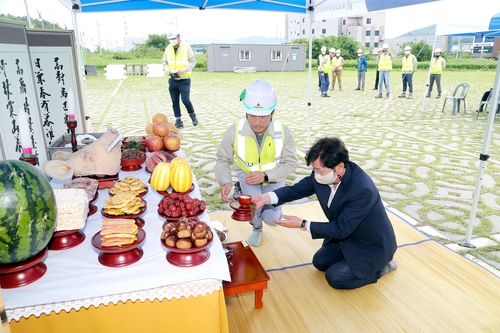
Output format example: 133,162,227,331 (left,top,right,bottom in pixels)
3,154,231,333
